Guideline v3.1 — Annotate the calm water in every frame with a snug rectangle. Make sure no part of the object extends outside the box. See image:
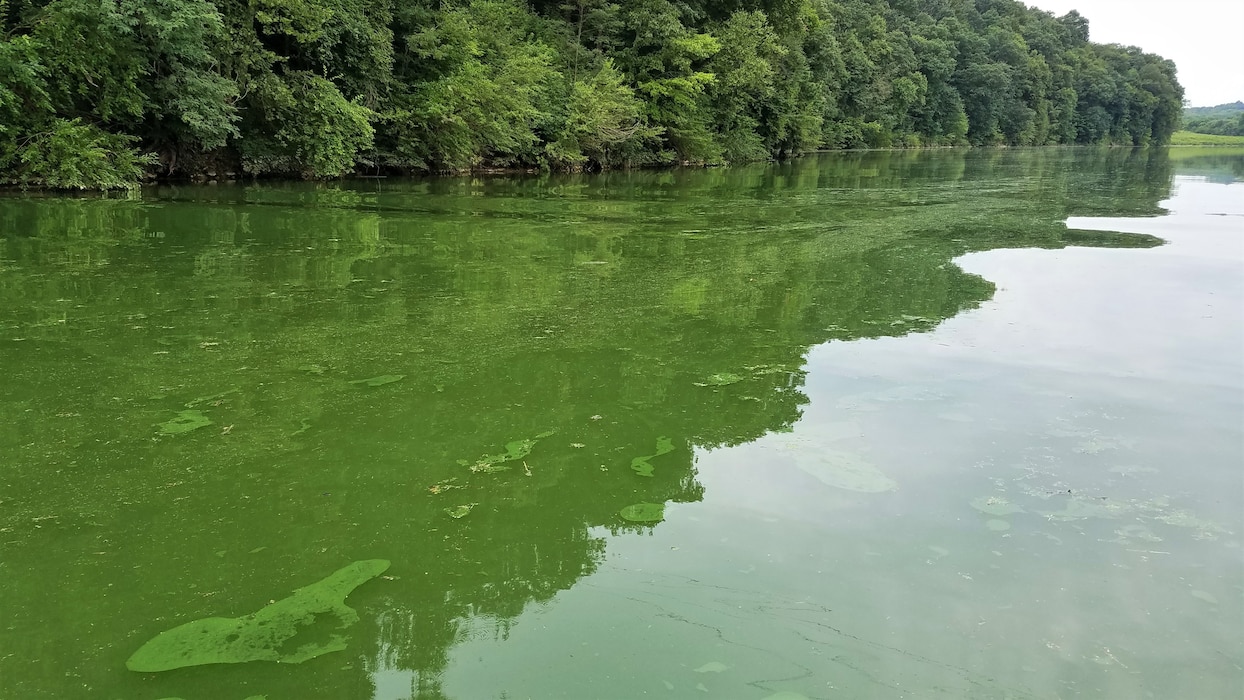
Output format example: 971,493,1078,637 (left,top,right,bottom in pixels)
1,149,1240,699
